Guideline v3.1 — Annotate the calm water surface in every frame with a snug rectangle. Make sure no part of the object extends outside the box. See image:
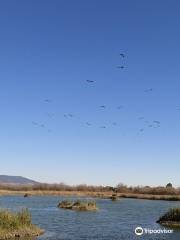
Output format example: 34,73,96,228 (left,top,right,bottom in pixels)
0,196,180,240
